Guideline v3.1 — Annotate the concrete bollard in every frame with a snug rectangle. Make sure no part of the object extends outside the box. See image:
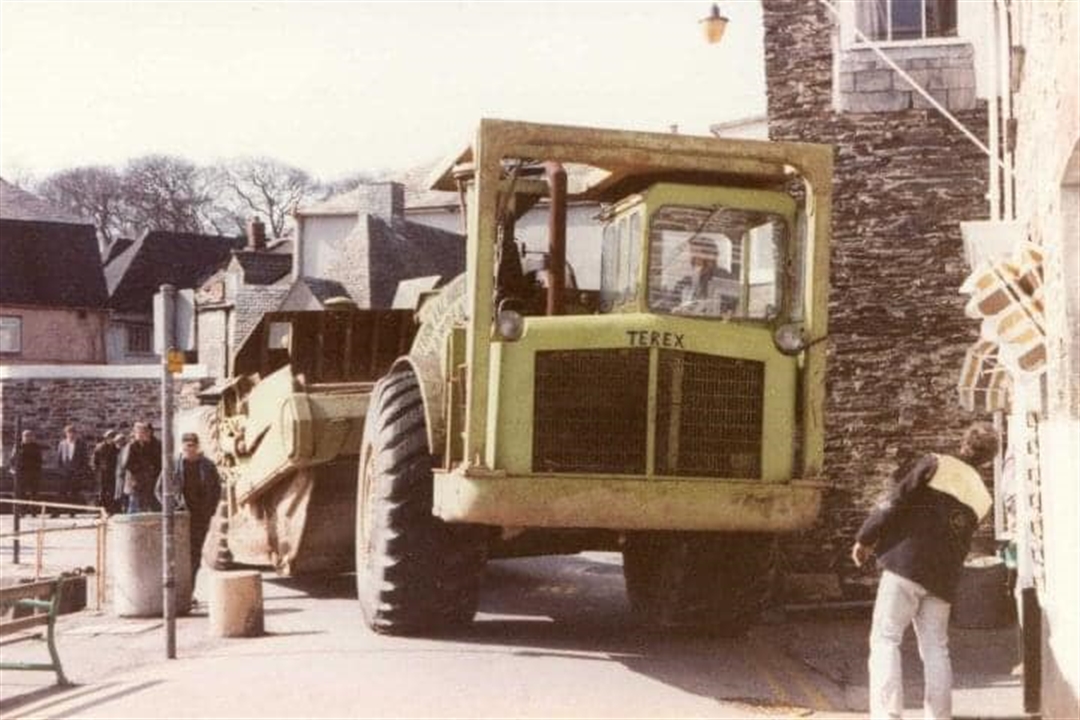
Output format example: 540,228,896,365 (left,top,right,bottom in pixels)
207,570,264,637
